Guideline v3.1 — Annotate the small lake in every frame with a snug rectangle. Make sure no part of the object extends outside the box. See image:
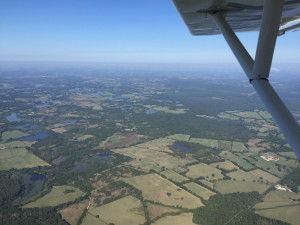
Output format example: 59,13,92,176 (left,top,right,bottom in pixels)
170,143,192,153
21,130,50,141
90,91,104,96
6,113,22,122
145,109,158,114
16,124,38,130
91,153,111,163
